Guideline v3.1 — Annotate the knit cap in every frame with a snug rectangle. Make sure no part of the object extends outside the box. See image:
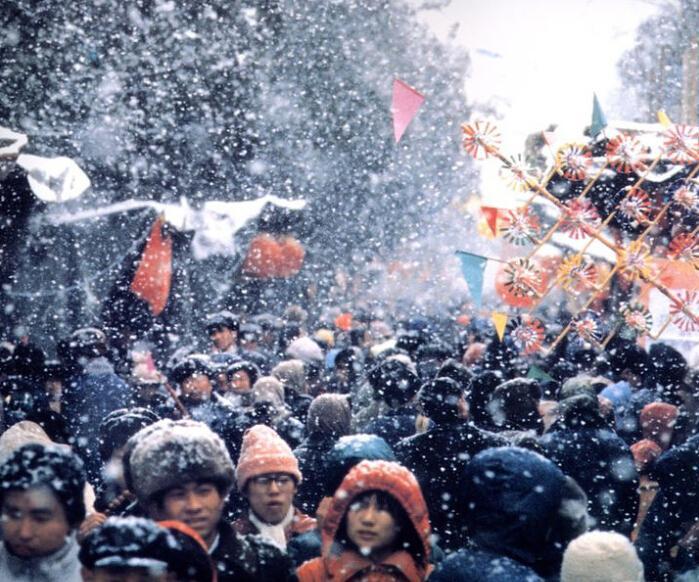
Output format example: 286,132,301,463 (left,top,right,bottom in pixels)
561,531,644,582
235,424,302,490
640,402,678,449
630,438,662,474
